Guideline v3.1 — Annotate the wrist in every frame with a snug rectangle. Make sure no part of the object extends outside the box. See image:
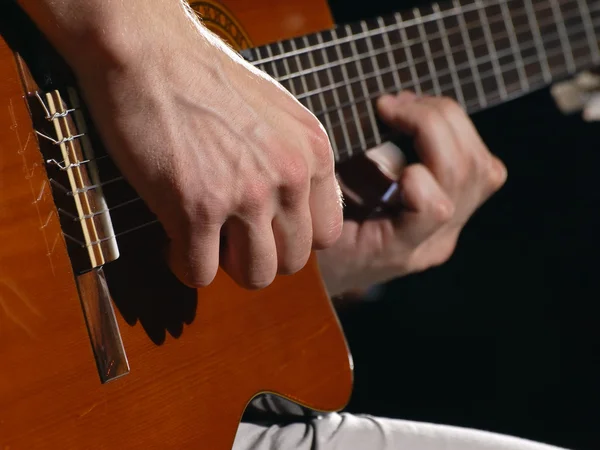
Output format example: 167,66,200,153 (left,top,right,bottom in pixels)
19,0,198,76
